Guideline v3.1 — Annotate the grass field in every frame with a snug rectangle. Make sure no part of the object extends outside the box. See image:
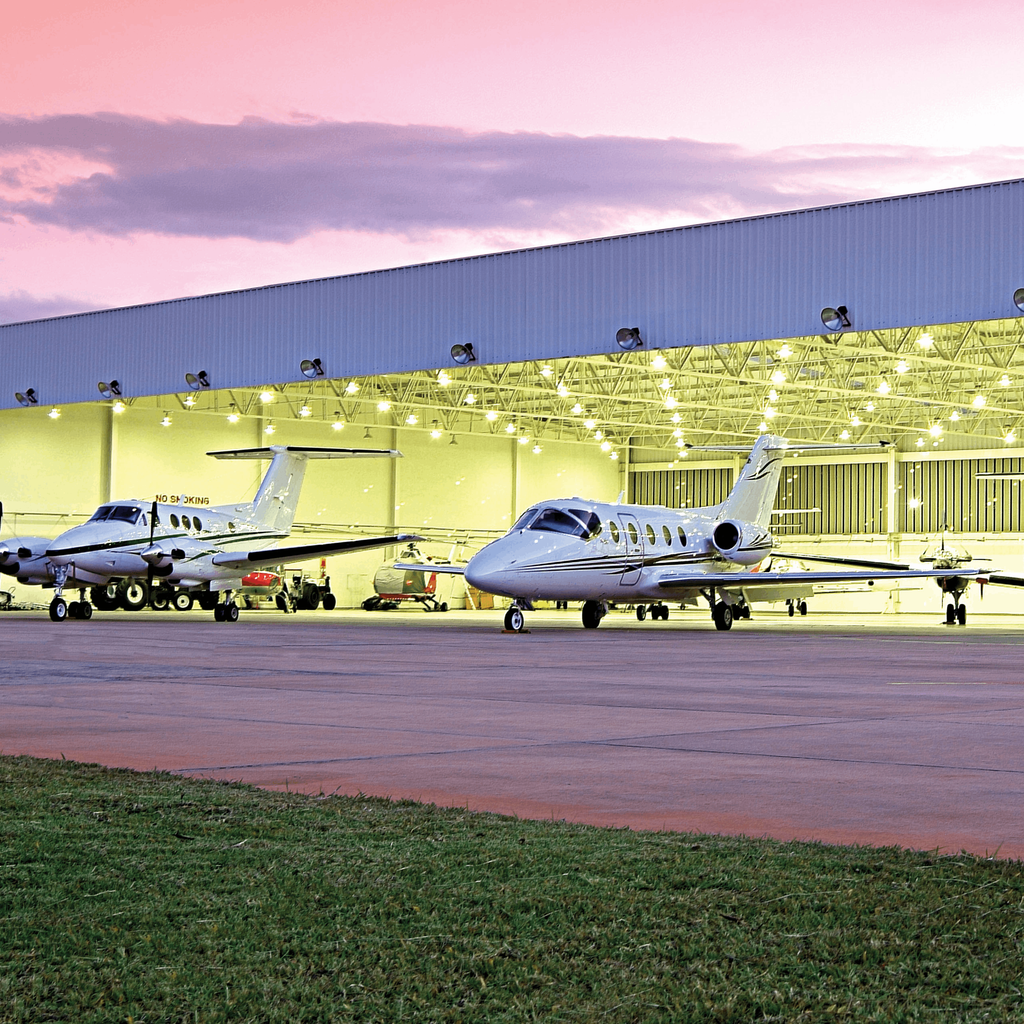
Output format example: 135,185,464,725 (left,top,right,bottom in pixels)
1,755,1022,1023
